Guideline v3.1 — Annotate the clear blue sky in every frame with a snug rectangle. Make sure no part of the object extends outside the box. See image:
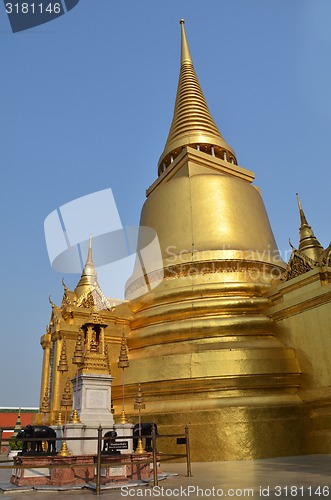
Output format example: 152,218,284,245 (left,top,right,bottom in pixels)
1,0,330,406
